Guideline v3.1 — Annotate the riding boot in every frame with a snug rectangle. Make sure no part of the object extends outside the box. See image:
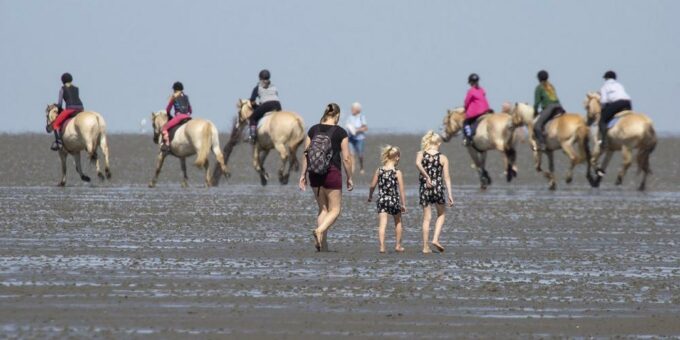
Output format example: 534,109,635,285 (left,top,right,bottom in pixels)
598,129,607,148
160,132,171,153
249,125,258,144
50,130,63,151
